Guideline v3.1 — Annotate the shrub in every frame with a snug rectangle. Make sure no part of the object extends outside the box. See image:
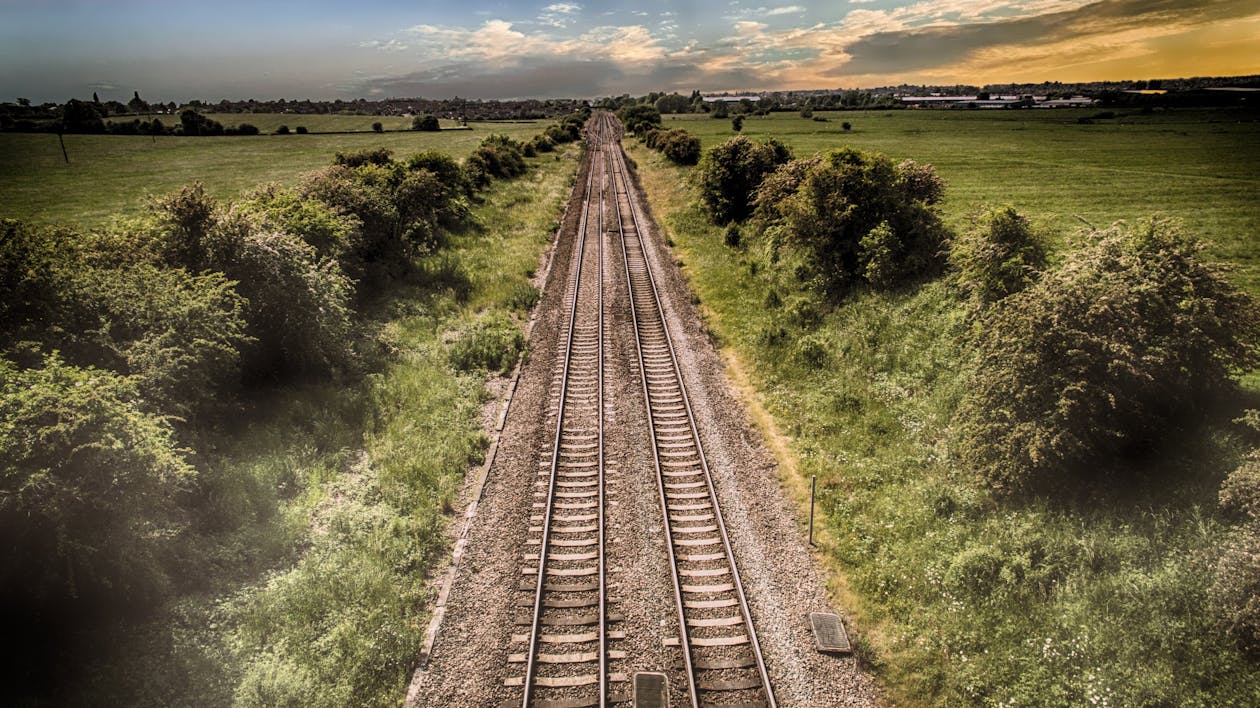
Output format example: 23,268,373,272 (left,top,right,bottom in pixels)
731,115,743,132
0,354,194,615
275,125,290,135
1211,526,1260,650
531,134,556,153
896,159,945,205
334,147,393,168
240,184,361,262
146,189,355,378
411,114,440,132
0,219,75,352
616,103,661,135
70,264,250,419
769,147,949,295
236,123,260,136
724,223,741,247
371,122,383,133
698,135,792,224
295,126,308,134
661,130,701,166
842,121,852,131
950,206,1048,308
447,312,525,374
956,219,1260,492
207,212,354,378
